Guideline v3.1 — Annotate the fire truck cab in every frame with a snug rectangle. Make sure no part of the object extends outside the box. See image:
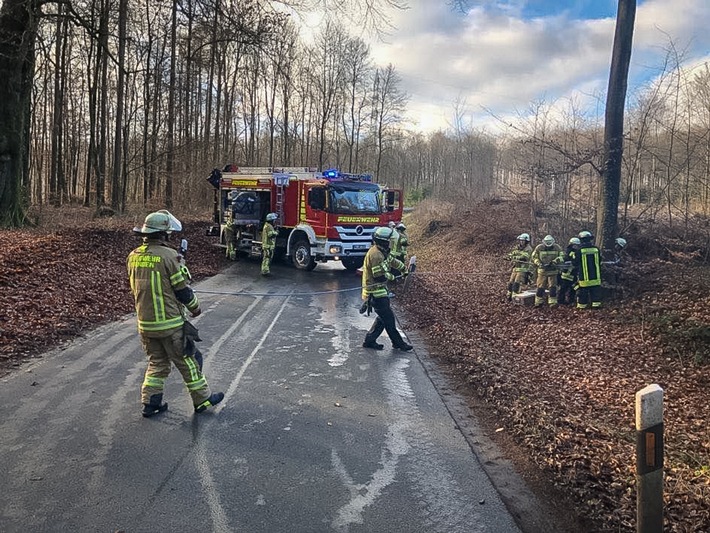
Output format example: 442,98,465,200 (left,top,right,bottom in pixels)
207,166,404,271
